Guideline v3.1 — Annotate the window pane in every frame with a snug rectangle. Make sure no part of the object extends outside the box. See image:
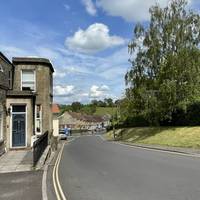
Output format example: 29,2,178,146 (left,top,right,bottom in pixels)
12,105,26,112
36,119,41,132
22,82,34,90
22,70,35,91
36,105,41,118
22,71,34,81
